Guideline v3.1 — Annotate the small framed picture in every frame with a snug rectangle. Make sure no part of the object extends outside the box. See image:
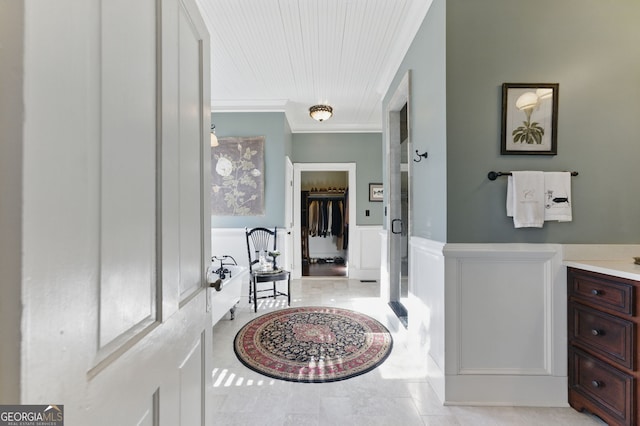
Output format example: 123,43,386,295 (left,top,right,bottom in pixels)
501,83,559,155
369,183,383,202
